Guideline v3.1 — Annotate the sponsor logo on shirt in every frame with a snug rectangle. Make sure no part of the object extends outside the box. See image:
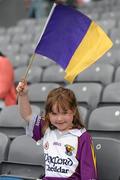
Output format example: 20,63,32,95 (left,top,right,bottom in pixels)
65,144,75,156
53,142,61,146
44,141,49,150
45,153,73,174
